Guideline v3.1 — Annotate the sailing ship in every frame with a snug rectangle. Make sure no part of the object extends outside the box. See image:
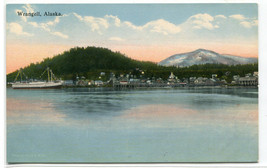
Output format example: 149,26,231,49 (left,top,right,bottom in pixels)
12,67,63,89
